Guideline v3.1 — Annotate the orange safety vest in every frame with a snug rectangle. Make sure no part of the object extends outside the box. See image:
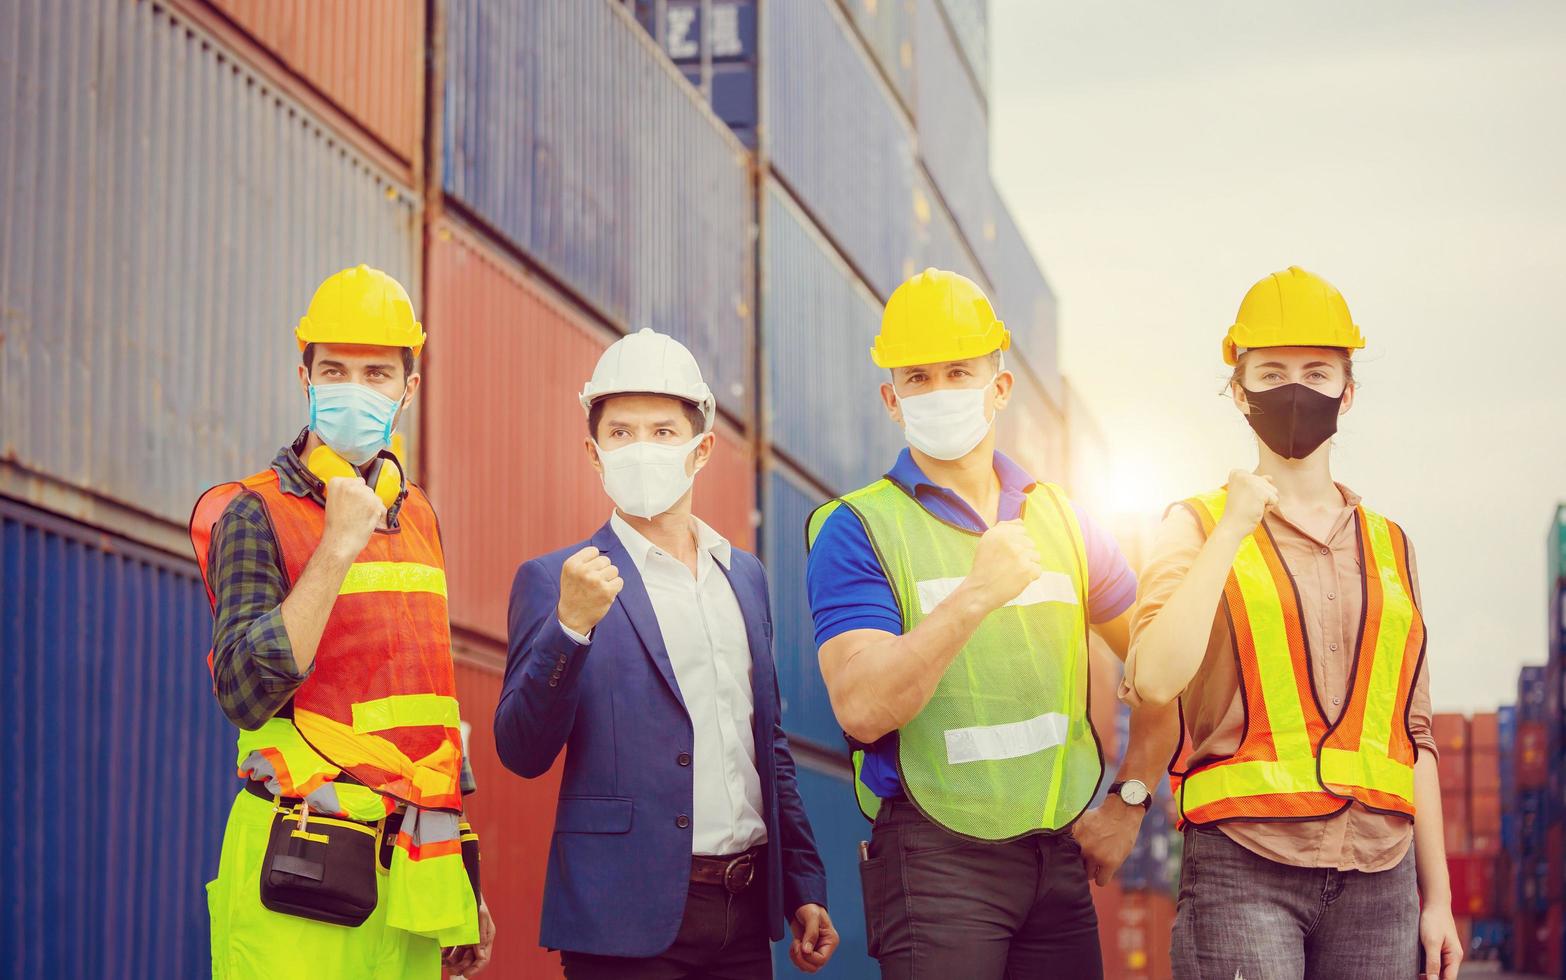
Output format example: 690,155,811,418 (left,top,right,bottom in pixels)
190,466,465,814
1170,488,1426,826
